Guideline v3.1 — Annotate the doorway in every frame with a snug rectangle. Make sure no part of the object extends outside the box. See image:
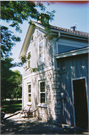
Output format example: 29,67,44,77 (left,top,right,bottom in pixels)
73,78,88,130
